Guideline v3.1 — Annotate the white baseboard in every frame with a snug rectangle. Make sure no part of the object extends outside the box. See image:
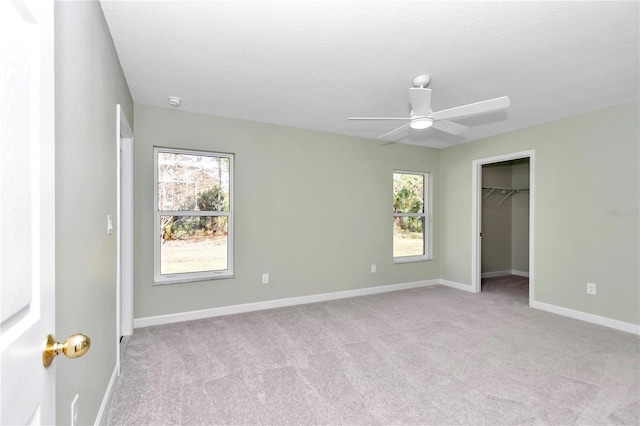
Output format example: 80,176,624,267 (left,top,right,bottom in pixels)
133,277,638,336
481,269,530,278
438,279,475,293
481,270,511,278
437,279,637,335
530,300,640,335
94,362,118,426
134,279,440,328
